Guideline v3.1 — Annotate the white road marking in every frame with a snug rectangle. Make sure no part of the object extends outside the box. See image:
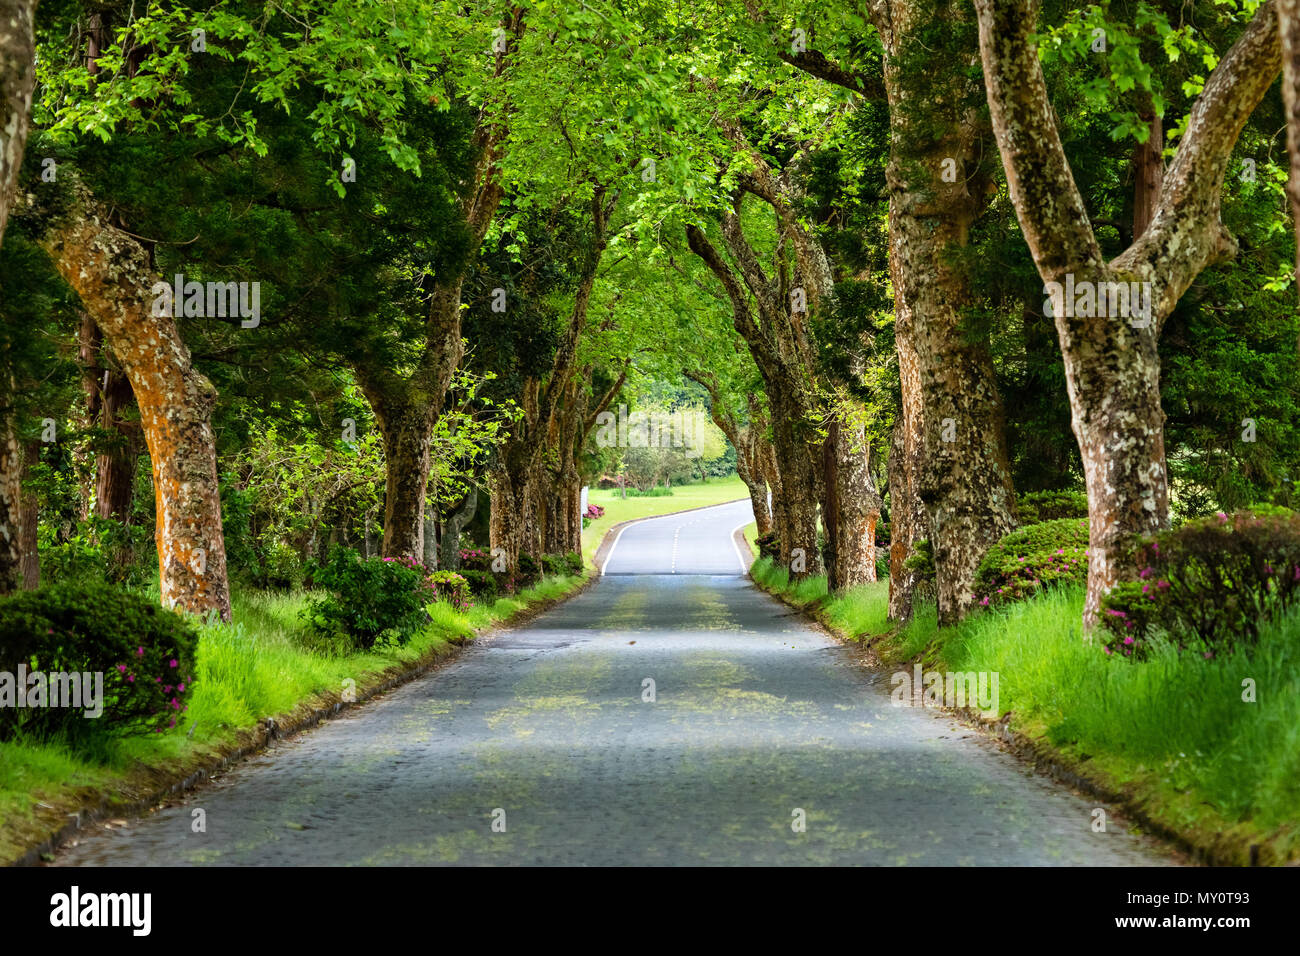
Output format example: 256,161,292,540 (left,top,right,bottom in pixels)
601,522,634,576
729,521,750,573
